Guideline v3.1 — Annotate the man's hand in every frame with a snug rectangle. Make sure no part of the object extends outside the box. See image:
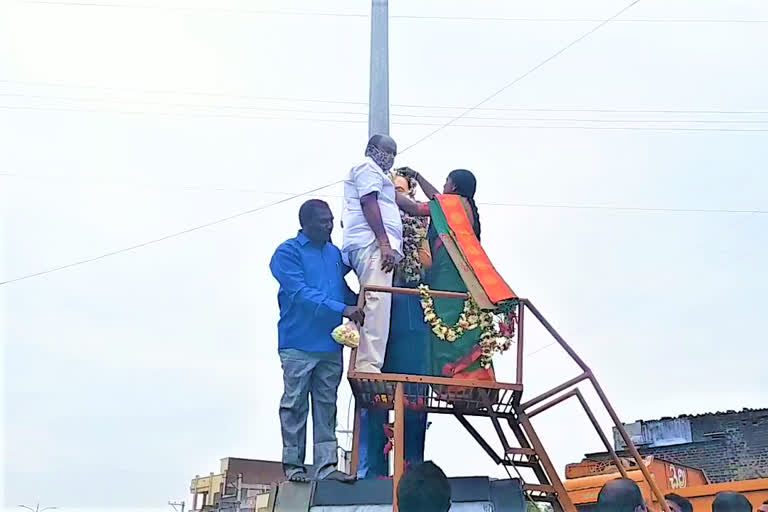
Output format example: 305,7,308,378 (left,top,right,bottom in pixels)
398,166,418,179
379,240,395,273
343,306,365,325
